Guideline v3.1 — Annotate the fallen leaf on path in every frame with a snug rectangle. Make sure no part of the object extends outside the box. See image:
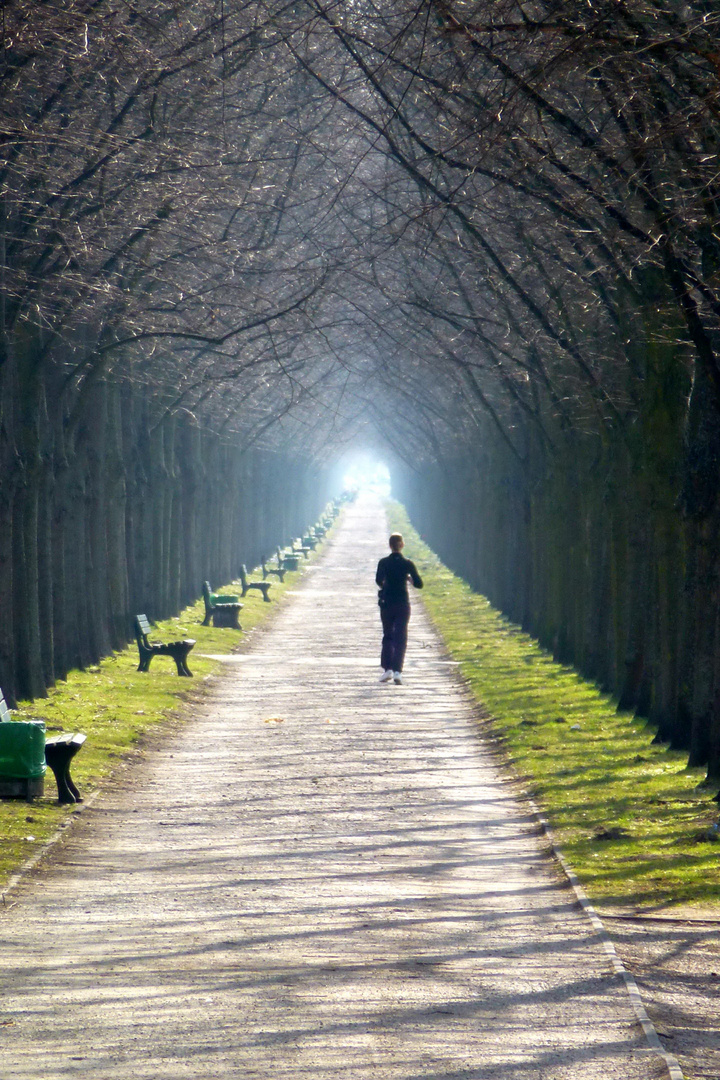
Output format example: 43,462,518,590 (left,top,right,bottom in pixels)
264,717,284,723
